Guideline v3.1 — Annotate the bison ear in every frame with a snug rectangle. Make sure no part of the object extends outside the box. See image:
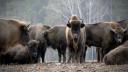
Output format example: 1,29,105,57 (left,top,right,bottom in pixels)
80,20,85,28
81,23,85,28
67,21,71,28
